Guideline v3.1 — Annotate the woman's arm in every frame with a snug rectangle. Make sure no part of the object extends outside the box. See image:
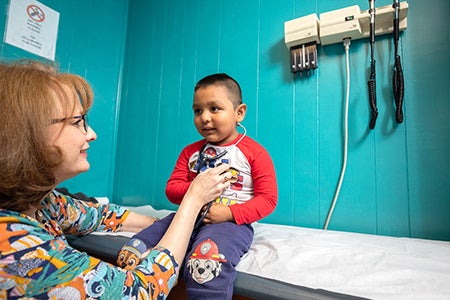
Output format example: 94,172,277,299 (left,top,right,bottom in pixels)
0,165,230,299
120,212,158,233
158,164,230,265
43,192,158,235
